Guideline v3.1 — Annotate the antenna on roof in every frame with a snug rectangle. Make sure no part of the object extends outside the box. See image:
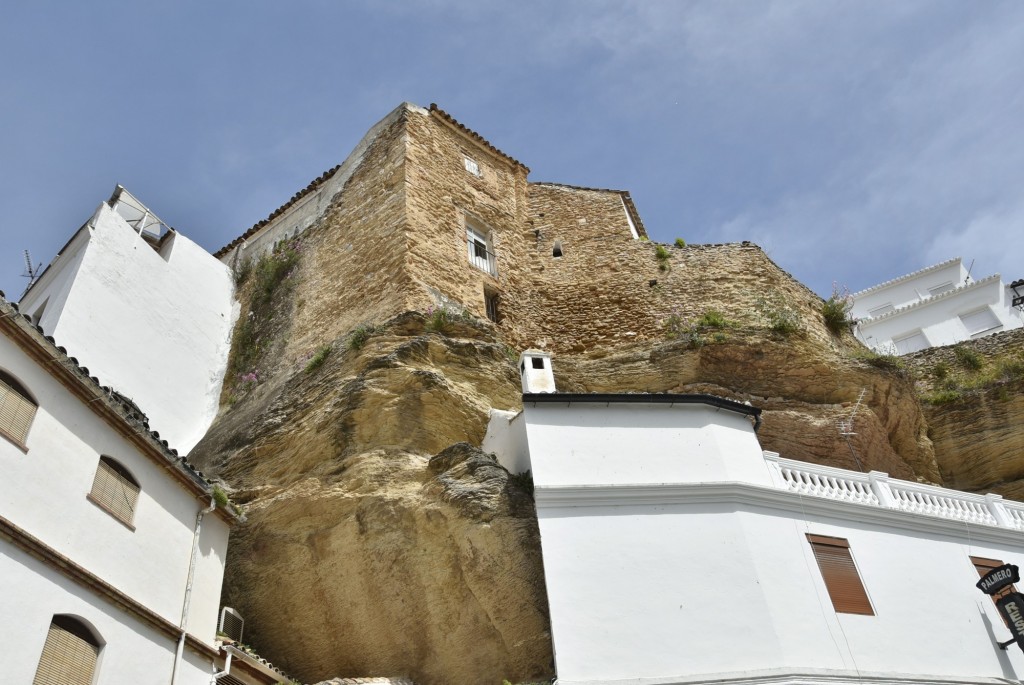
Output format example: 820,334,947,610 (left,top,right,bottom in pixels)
838,388,867,472
21,250,41,287
965,258,975,285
